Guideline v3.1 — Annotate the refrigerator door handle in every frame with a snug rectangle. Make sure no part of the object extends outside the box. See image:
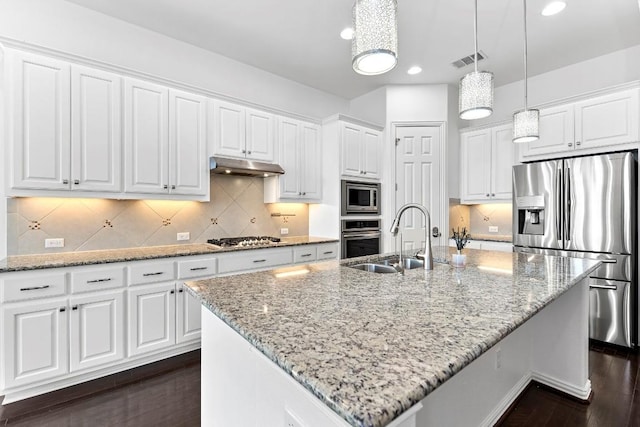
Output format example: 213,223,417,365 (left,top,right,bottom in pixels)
623,282,631,346
565,166,571,242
